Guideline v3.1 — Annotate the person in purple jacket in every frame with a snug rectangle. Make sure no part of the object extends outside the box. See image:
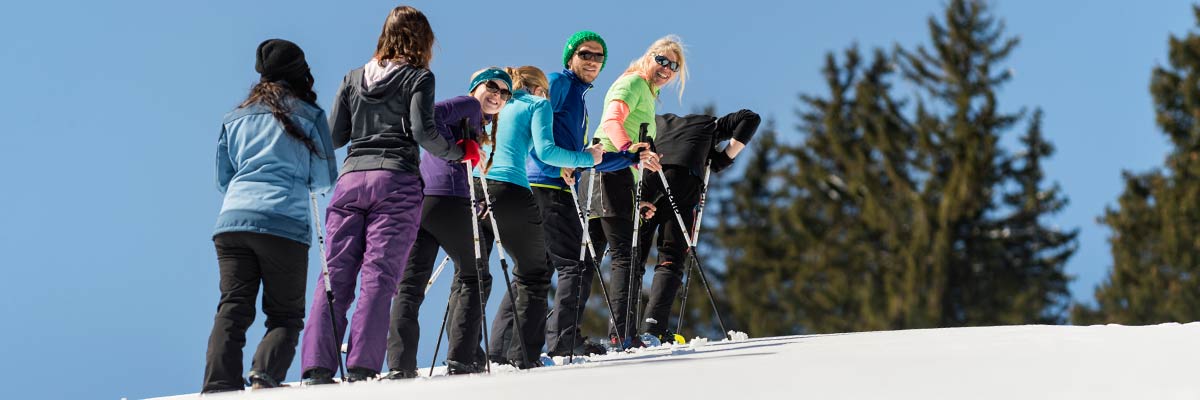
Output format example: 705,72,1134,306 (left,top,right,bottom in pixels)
382,68,512,378
299,6,481,384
